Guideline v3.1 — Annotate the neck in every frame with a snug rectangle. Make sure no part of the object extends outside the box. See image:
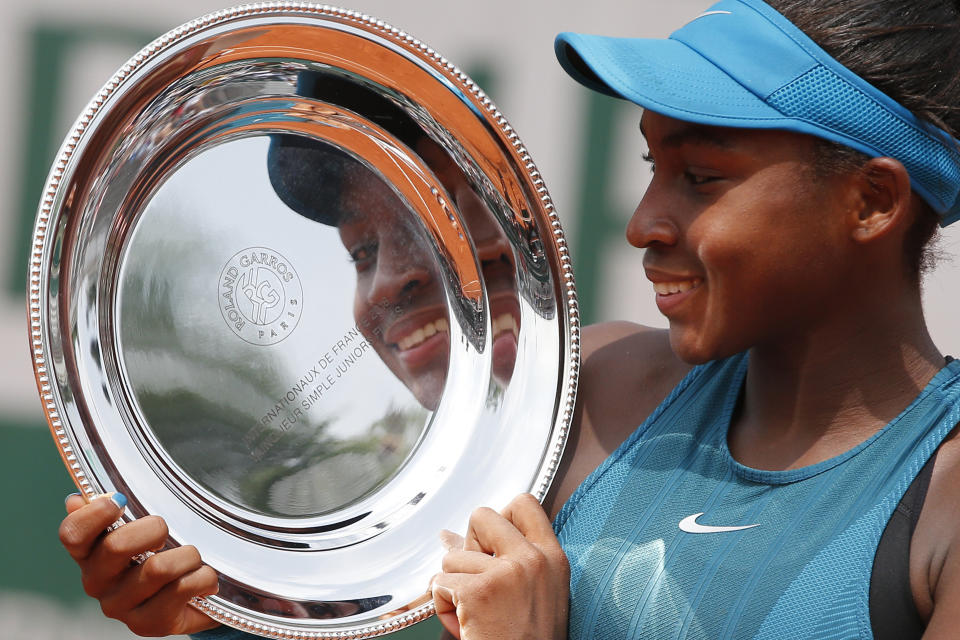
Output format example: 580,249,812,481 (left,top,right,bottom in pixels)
729,285,943,470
